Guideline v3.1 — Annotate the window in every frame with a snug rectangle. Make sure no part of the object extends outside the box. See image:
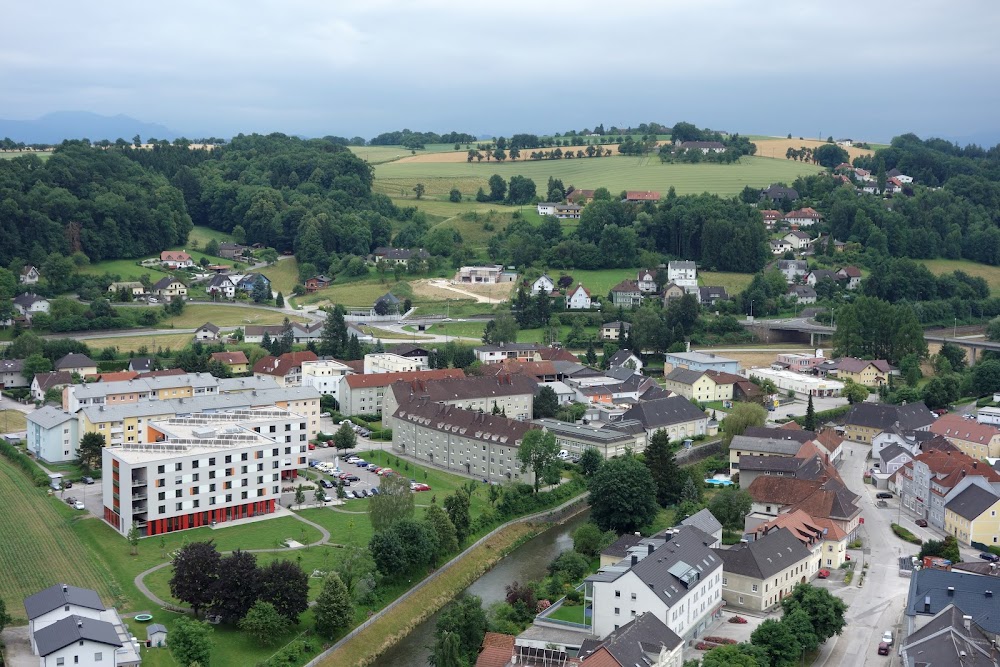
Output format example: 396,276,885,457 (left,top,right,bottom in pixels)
752,584,758,593
615,590,621,598
175,463,183,471
157,465,165,474
175,490,182,498
56,659,65,666
614,607,620,615
722,577,728,586
631,593,636,600
158,505,165,514
158,492,165,501
738,596,744,605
